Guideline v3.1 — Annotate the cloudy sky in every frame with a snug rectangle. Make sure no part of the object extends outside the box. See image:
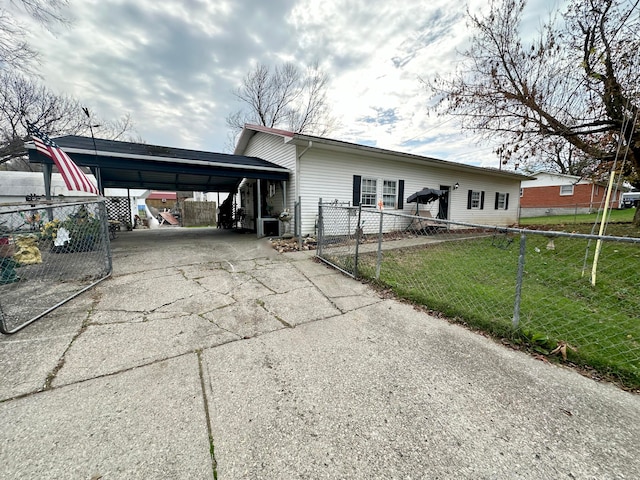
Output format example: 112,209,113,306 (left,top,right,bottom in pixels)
22,0,561,168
